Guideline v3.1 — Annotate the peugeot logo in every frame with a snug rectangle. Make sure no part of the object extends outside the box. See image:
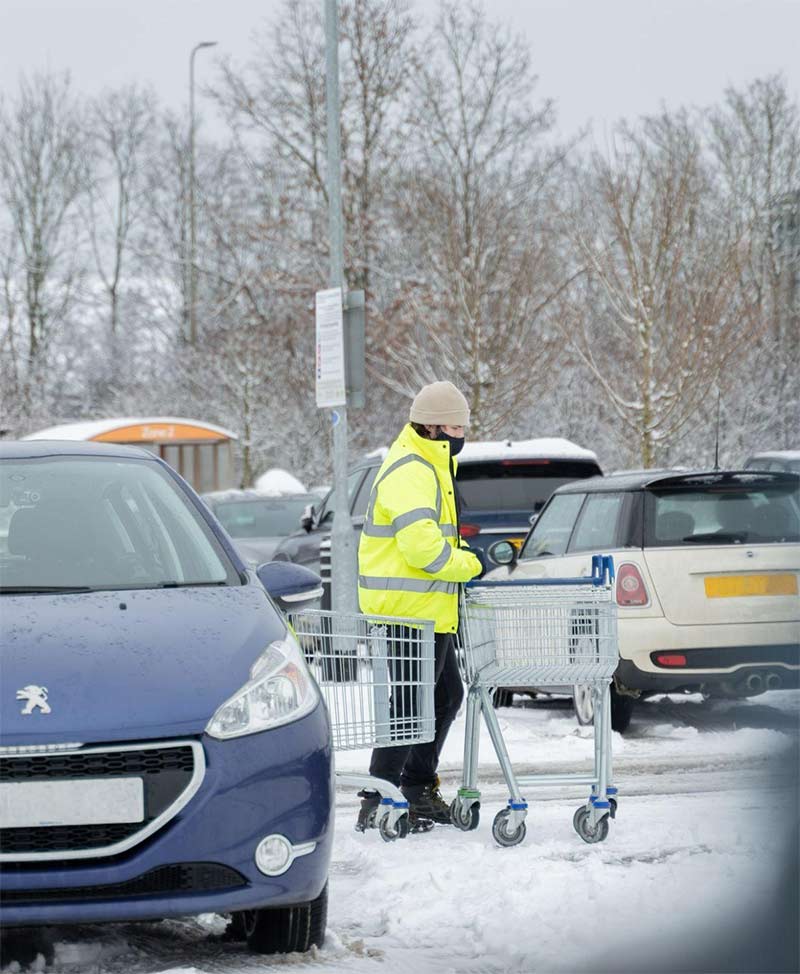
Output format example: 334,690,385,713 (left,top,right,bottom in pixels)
16,685,51,715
